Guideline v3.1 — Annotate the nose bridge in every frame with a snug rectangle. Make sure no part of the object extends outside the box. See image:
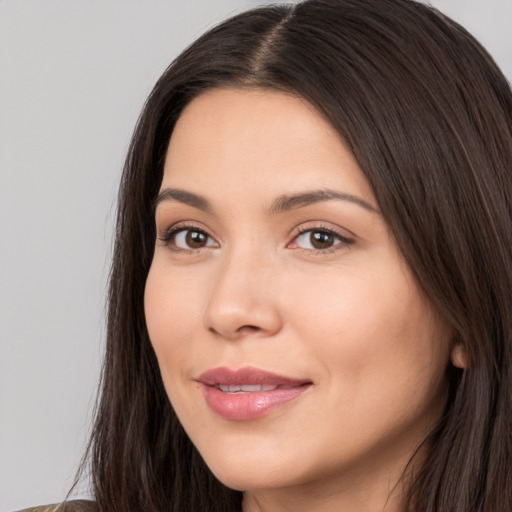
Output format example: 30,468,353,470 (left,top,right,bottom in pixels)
203,239,282,339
